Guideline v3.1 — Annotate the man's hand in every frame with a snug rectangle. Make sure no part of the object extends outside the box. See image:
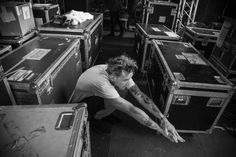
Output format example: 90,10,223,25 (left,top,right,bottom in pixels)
160,118,185,143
